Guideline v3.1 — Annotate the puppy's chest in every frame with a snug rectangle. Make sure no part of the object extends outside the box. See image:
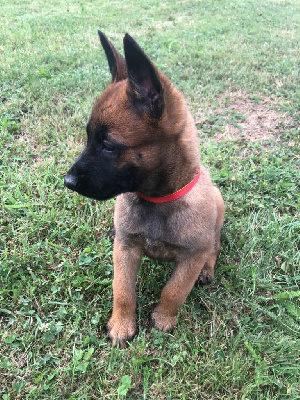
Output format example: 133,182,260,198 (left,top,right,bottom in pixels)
119,201,193,260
